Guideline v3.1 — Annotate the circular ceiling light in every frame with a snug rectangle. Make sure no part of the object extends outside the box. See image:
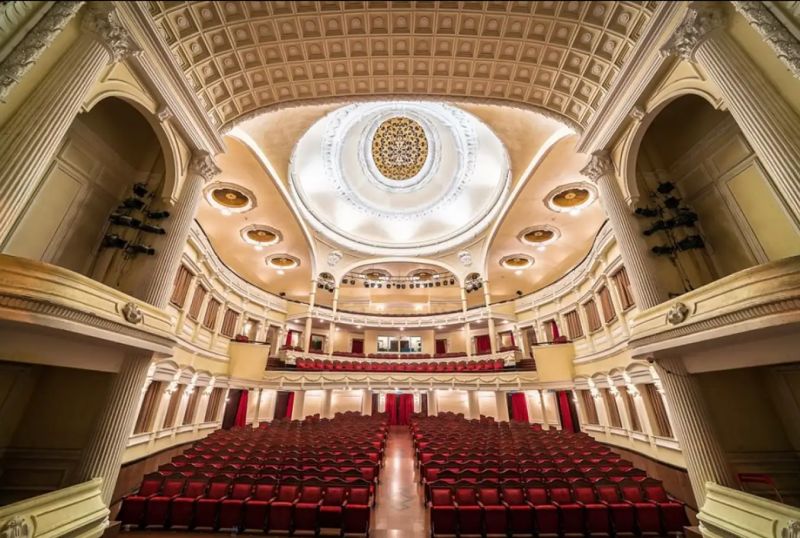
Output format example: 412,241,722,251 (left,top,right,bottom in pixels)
518,224,561,248
241,224,282,248
500,254,534,270
371,116,429,181
204,182,256,214
267,254,300,270
545,182,597,214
